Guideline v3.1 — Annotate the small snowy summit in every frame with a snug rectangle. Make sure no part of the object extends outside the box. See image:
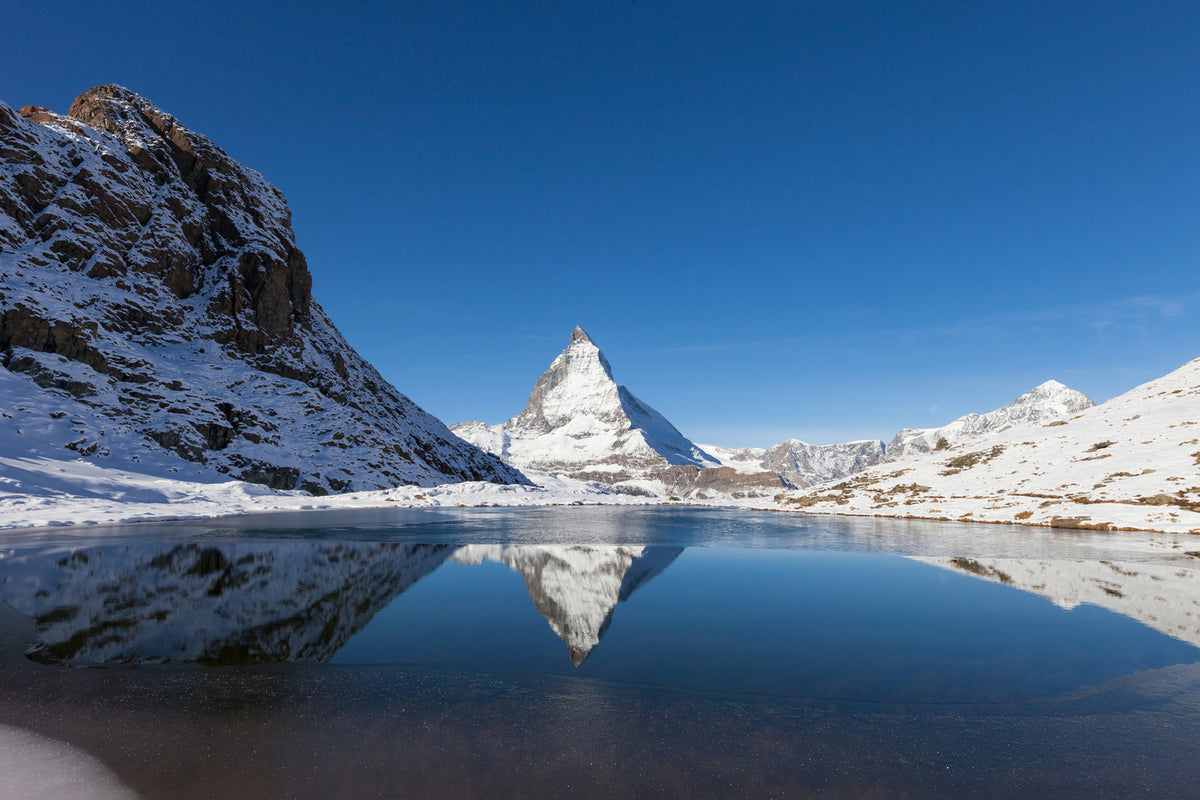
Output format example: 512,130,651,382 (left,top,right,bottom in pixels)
884,380,1096,461
454,327,773,495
